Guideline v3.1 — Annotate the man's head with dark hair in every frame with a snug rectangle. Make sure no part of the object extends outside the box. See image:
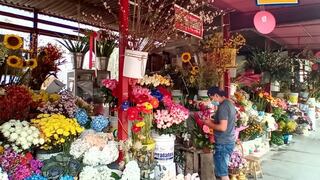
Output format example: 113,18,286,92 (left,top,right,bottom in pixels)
207,86,227,103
